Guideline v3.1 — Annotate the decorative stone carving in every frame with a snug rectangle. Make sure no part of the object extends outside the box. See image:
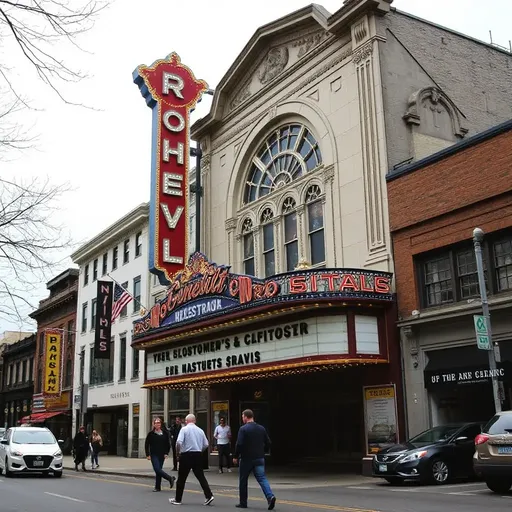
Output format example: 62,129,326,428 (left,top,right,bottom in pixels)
230,81,252,111
200,154,211,176
352,17,368,44
352,40,373,63
322,165,335,184
295,257,312,270
401,326,418,356
293,32,325,58
268,104,278,120
225,217,237,232
257,46,289,85
403,86,468,139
